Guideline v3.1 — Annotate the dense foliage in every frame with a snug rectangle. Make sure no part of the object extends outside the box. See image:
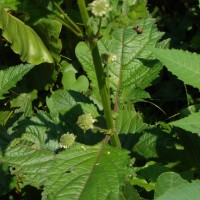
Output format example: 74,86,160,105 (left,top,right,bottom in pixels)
0,0,200,199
